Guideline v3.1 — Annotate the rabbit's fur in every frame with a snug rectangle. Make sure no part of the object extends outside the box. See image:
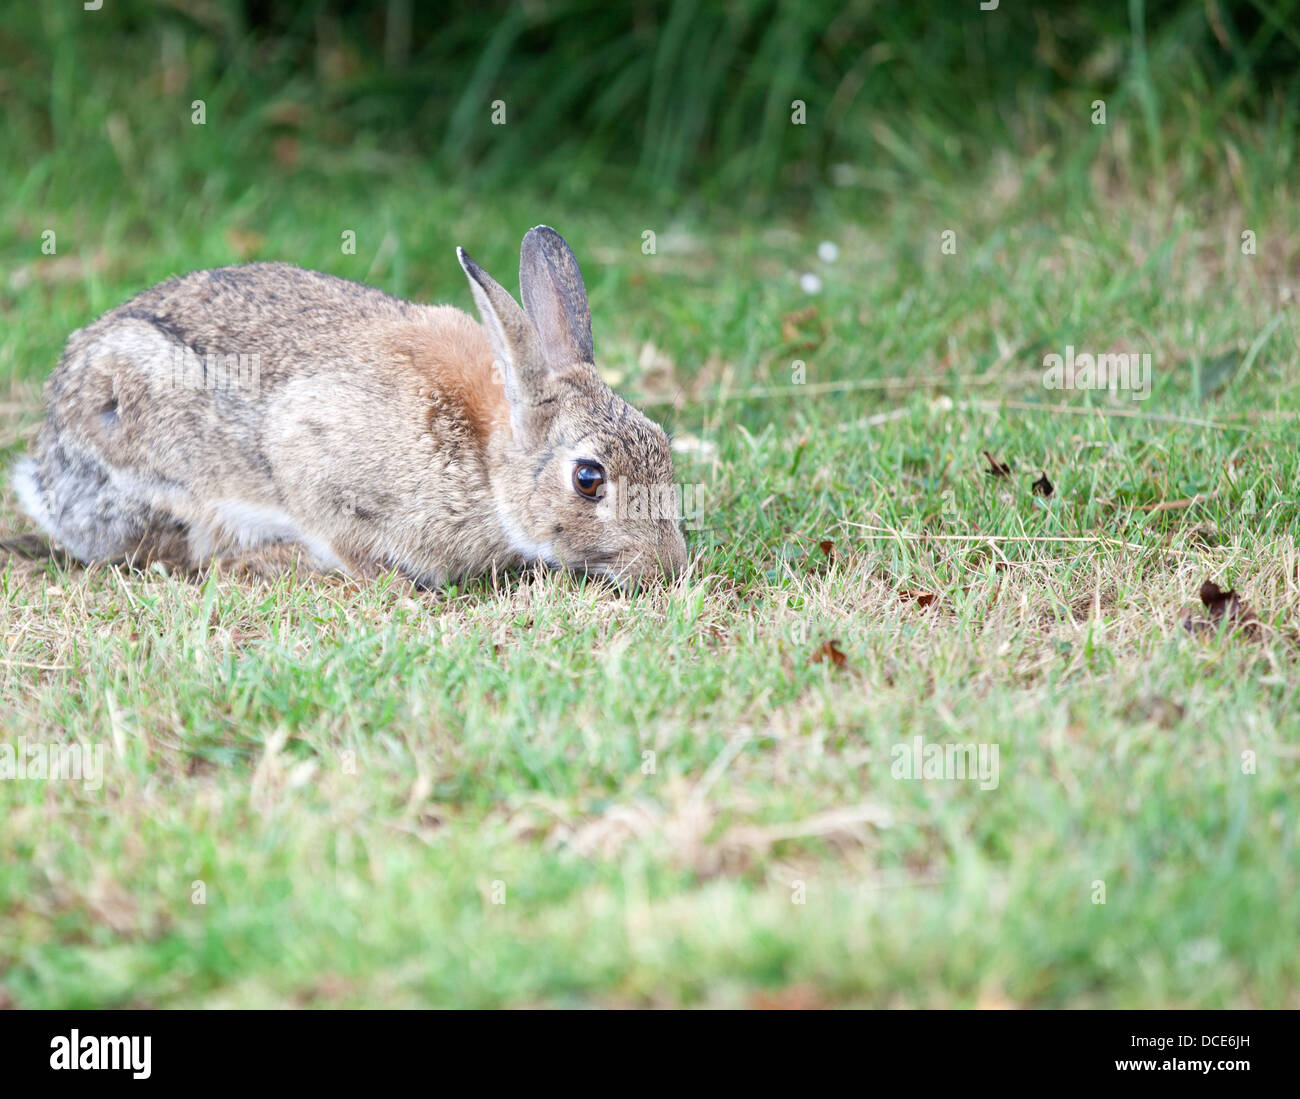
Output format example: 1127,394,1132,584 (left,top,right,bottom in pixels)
13,227,687,588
